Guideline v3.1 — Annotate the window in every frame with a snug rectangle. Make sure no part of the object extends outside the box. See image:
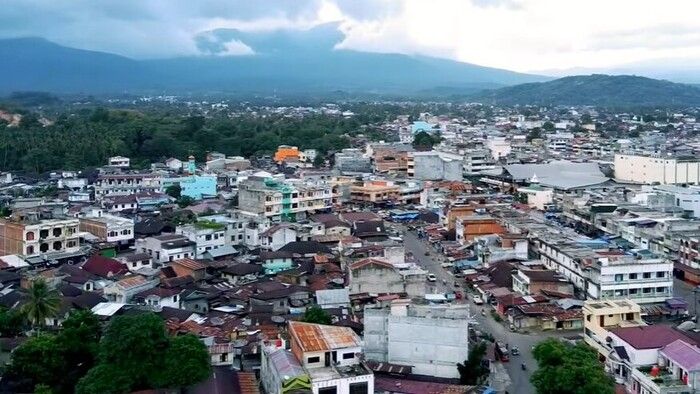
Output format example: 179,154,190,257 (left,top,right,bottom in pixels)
26,231,35,241
220,353,228,362
629,288,638,294
629,273,637,280
205,235,212,241
52,241,62,250
614,274,623,282
349,382,368,394
656,272,666,278
656,287,667,293
642,288,652,294
319,387,337,394
26,245,34,255
52,228,62,237
342,353,354,360
643,272,651,279
307,356,320,364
